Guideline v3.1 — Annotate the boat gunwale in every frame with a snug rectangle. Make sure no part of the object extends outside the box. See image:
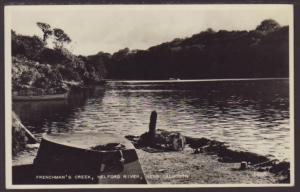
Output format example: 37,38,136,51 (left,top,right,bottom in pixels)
41,133,137,154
